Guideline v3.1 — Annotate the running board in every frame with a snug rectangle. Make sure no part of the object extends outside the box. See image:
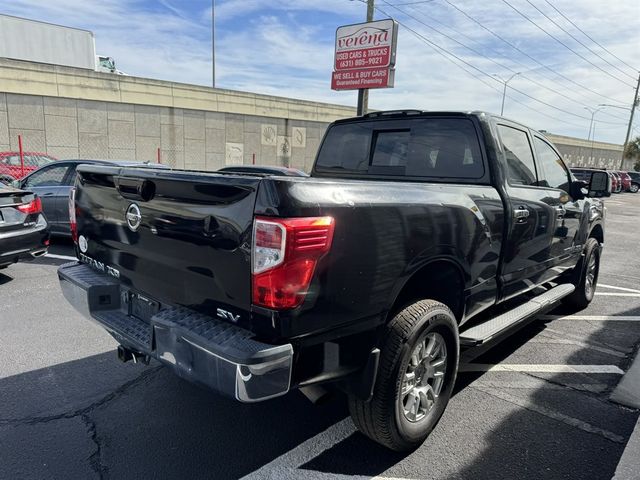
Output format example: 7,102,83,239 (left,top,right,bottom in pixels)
460,284,575,347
